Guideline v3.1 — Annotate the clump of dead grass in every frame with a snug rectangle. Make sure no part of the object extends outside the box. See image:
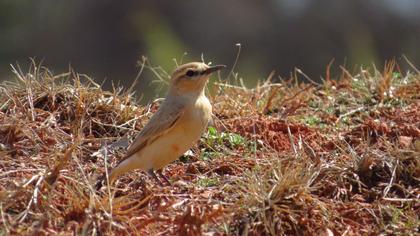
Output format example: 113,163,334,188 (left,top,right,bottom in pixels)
0,62,149,234
0,60,419,235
